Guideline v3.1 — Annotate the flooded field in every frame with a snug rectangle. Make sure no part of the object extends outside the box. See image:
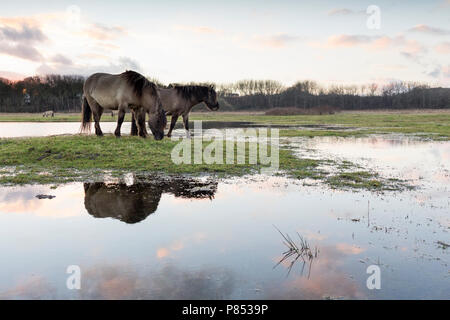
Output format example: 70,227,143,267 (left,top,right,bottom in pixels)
0,124,448,299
